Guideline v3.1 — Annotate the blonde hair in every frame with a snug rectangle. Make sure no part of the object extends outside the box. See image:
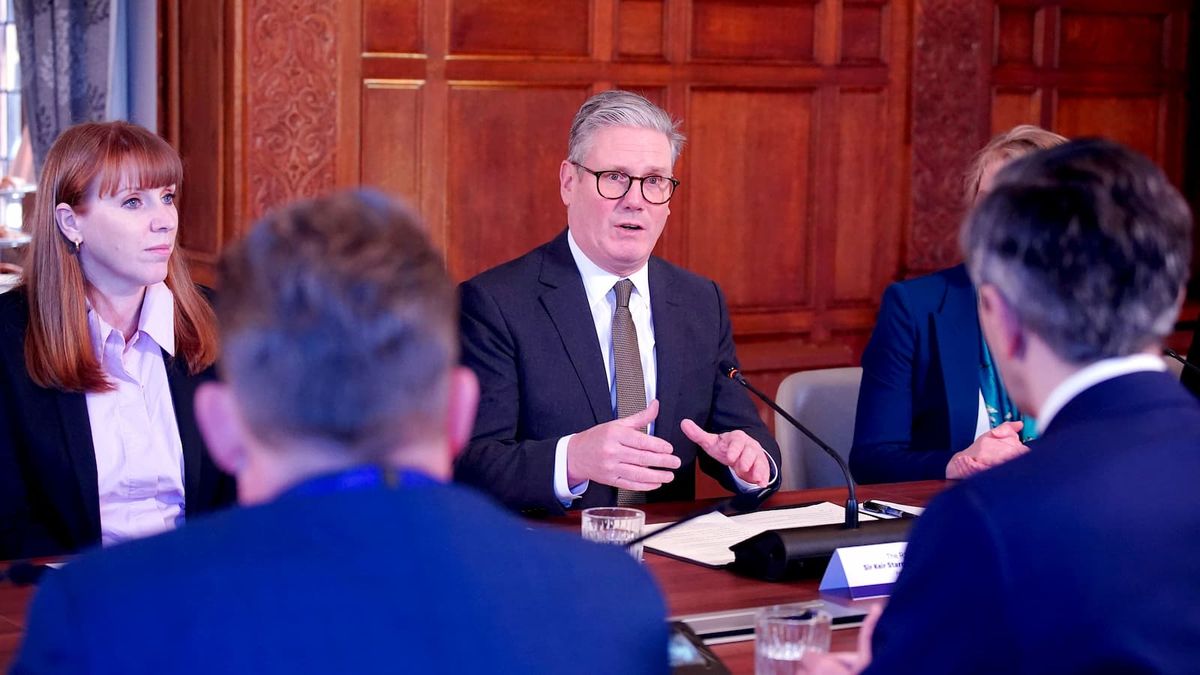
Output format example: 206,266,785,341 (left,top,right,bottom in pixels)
963,125,1068,204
